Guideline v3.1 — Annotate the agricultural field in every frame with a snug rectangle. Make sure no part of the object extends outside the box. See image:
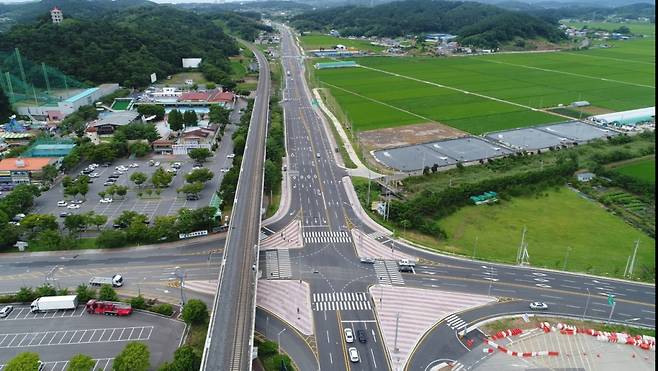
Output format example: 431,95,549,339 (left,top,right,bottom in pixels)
167,72,208,86
611,156,655,184
301,34,385,52
314,38,654,134
436,187,655,280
